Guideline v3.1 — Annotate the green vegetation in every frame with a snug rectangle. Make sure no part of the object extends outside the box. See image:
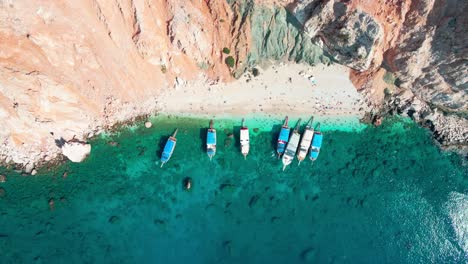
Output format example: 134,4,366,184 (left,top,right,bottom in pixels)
225,56,235,68
222,47,231,54
383,71,397,85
